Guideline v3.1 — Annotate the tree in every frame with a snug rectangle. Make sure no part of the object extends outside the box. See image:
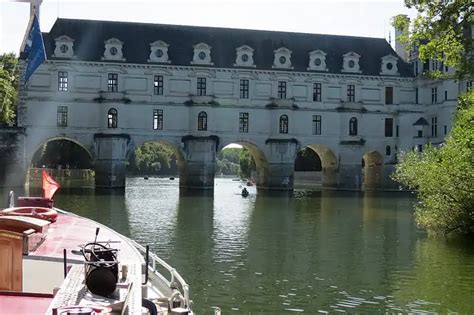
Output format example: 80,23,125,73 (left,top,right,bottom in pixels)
392,0,473,78
392,1,474,235
239,148,256,178
0,53,19,124
392,91,474,235
132,142,178,175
